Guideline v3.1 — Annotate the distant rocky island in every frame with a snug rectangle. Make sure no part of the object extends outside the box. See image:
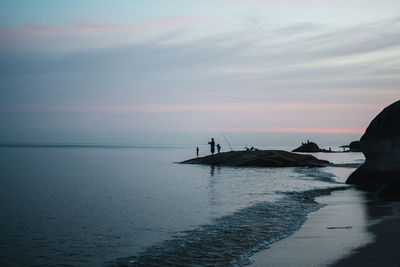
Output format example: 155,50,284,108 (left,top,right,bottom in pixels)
292,140,361,153
292,141,321,152
346,100,400,199
181,150,331,167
